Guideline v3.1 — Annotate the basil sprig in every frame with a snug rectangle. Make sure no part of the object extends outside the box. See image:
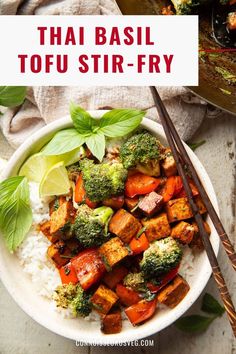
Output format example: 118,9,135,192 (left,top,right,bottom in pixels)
175,293,225,333
42,105,145,161
0,86,26,108
0,176,32,252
